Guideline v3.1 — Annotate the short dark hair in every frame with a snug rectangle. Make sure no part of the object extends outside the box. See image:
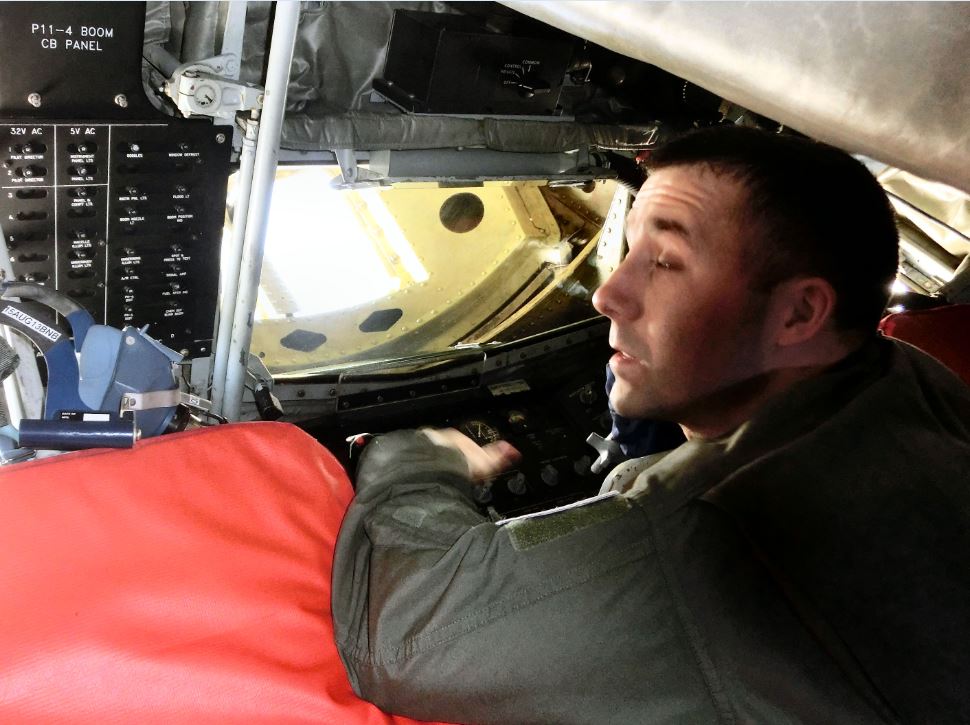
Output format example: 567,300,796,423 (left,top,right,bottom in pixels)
647,126,899,333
